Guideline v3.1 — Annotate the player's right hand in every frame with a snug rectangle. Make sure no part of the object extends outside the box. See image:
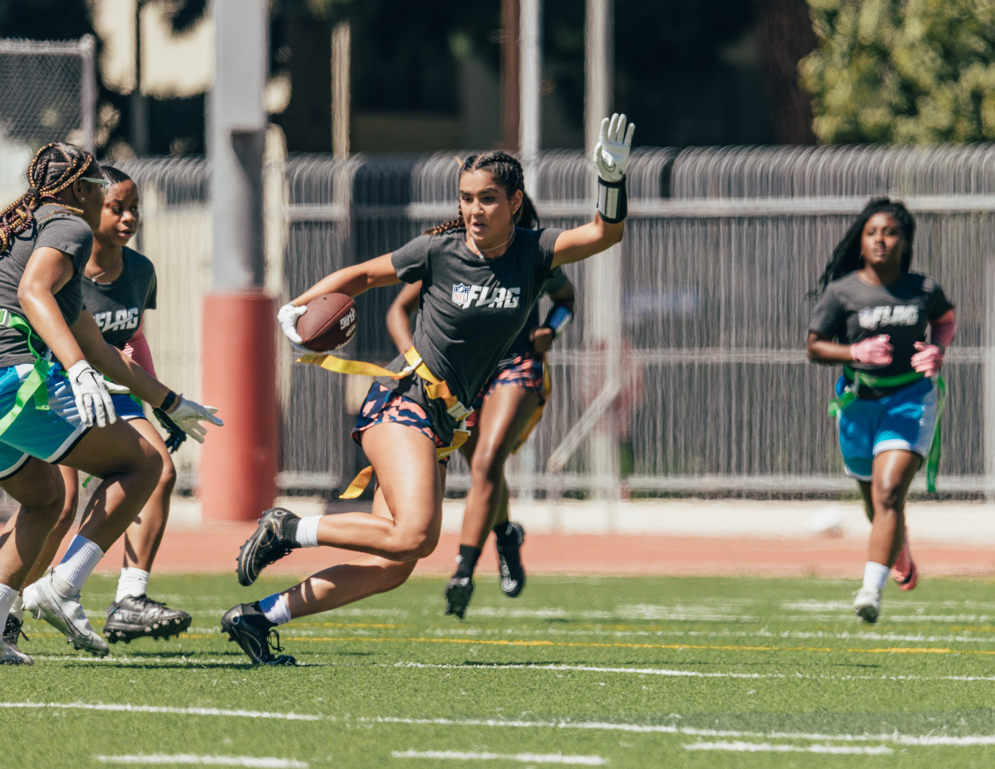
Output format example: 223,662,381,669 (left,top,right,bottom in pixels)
850,335,893,366
67,360,117,428
277,302,308,351
594,113,635,183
